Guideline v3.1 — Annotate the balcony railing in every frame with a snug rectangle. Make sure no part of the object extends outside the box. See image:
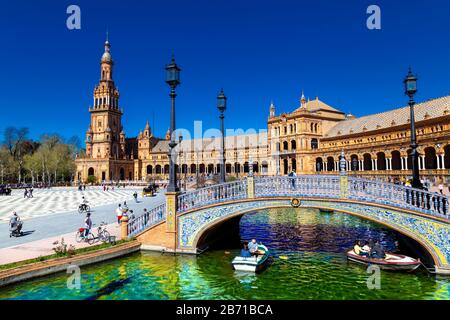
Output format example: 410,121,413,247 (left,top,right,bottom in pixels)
254,175,341,199
177,179,248,213
347,177,448,218
254,175,448,219
127,202,166,237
